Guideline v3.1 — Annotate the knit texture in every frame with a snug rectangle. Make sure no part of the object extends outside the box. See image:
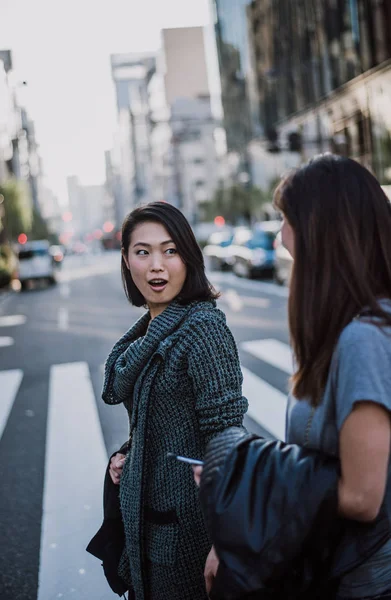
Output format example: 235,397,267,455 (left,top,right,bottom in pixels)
102,300,248,600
